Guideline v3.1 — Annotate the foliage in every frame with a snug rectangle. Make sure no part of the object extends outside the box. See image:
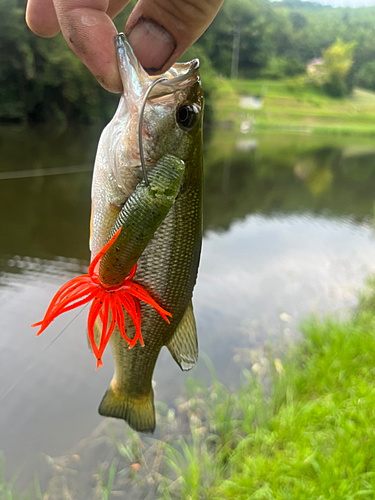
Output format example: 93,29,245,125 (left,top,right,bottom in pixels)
323,38,356,79
355,61,375,92
260,56,306,79
289,11,307,31
0,0,119,124
195,0,280,79
5,0,375,122
98,458,119,500
0,452,32,500
322,38,356,96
